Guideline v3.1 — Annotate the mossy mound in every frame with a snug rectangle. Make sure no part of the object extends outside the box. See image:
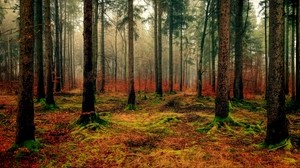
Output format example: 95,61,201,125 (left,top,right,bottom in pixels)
75,112,108,130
